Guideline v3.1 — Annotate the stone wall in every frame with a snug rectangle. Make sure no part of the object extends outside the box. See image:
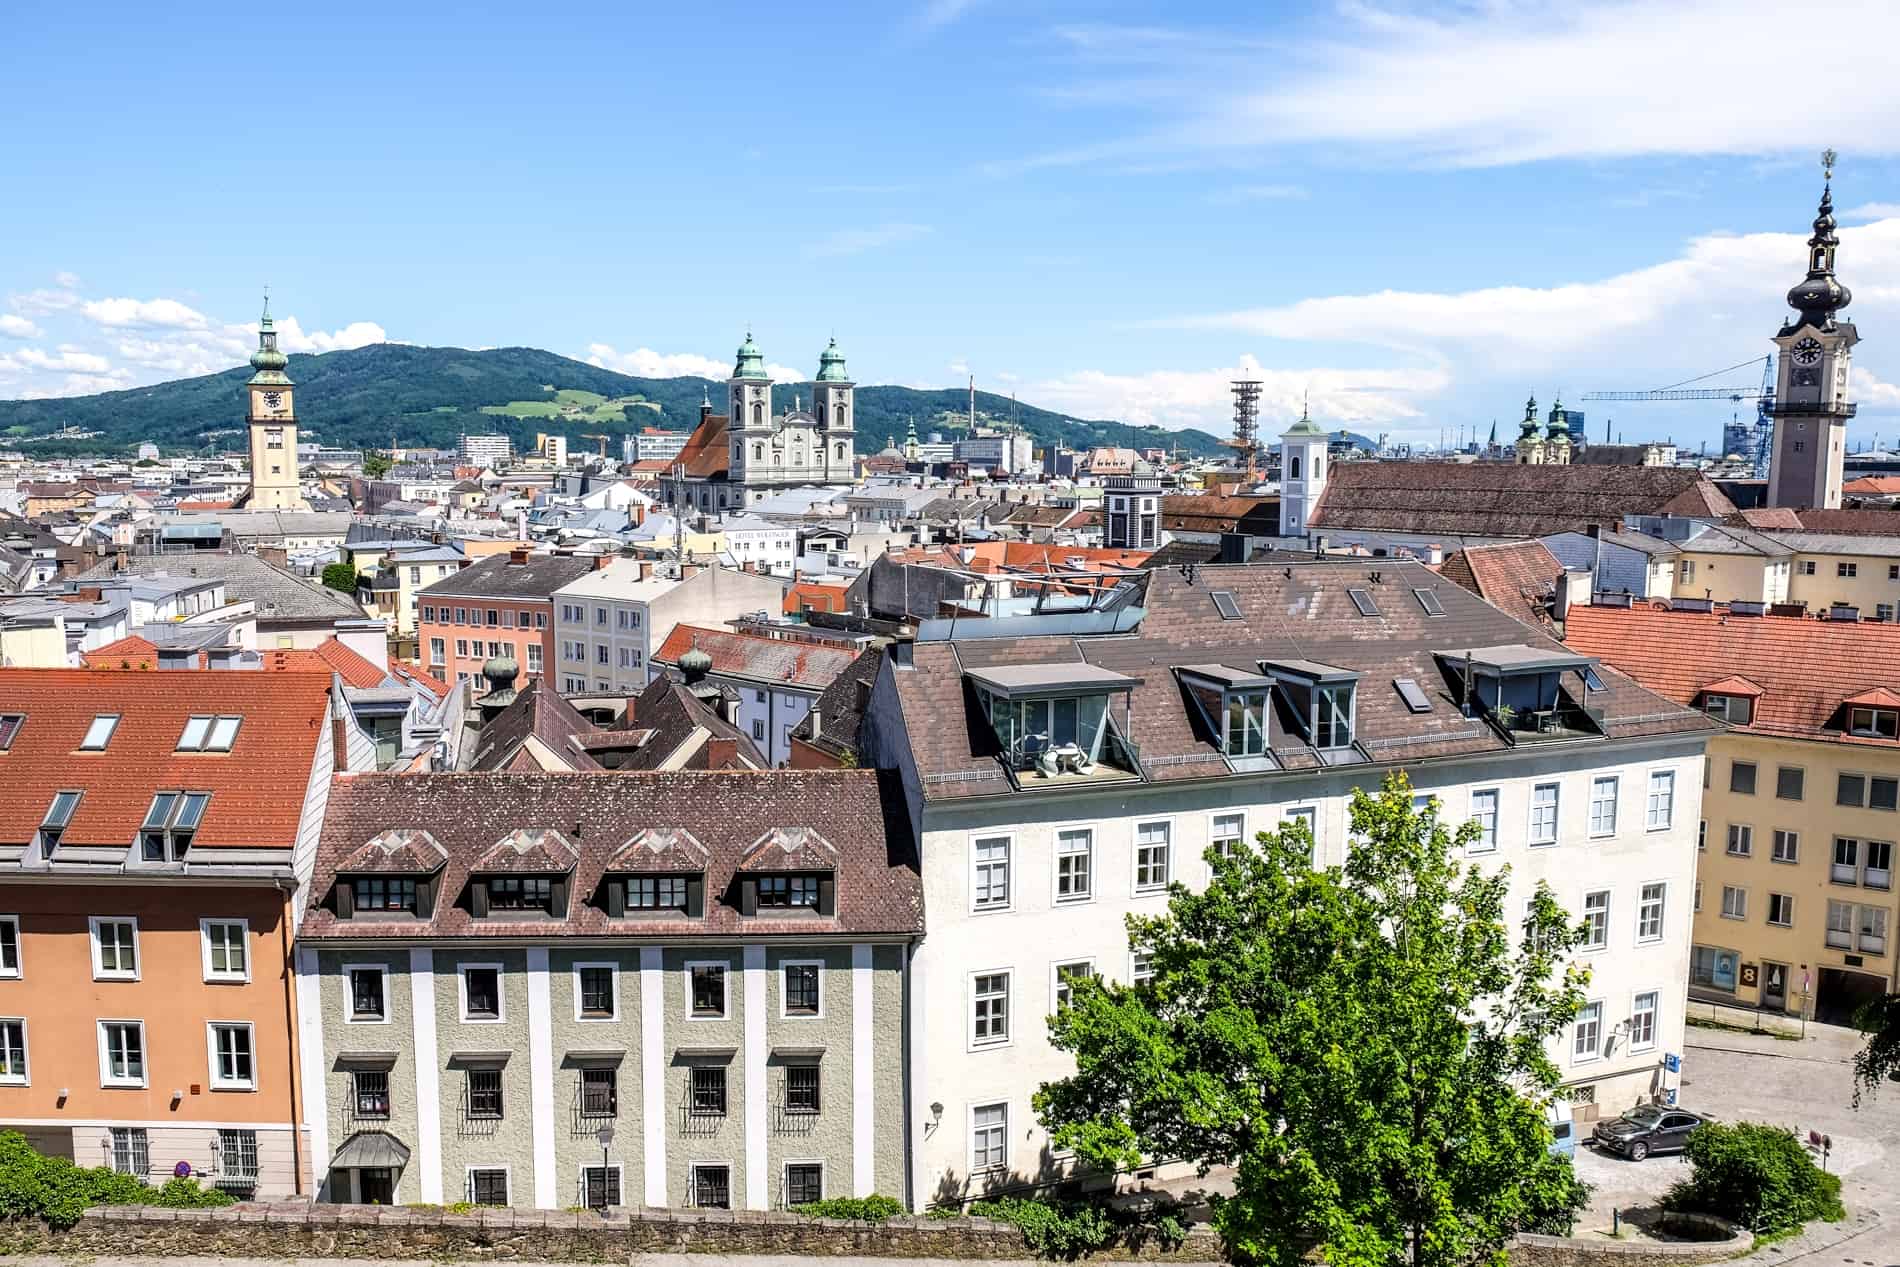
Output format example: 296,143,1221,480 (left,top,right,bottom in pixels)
0,1204,1750,1264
